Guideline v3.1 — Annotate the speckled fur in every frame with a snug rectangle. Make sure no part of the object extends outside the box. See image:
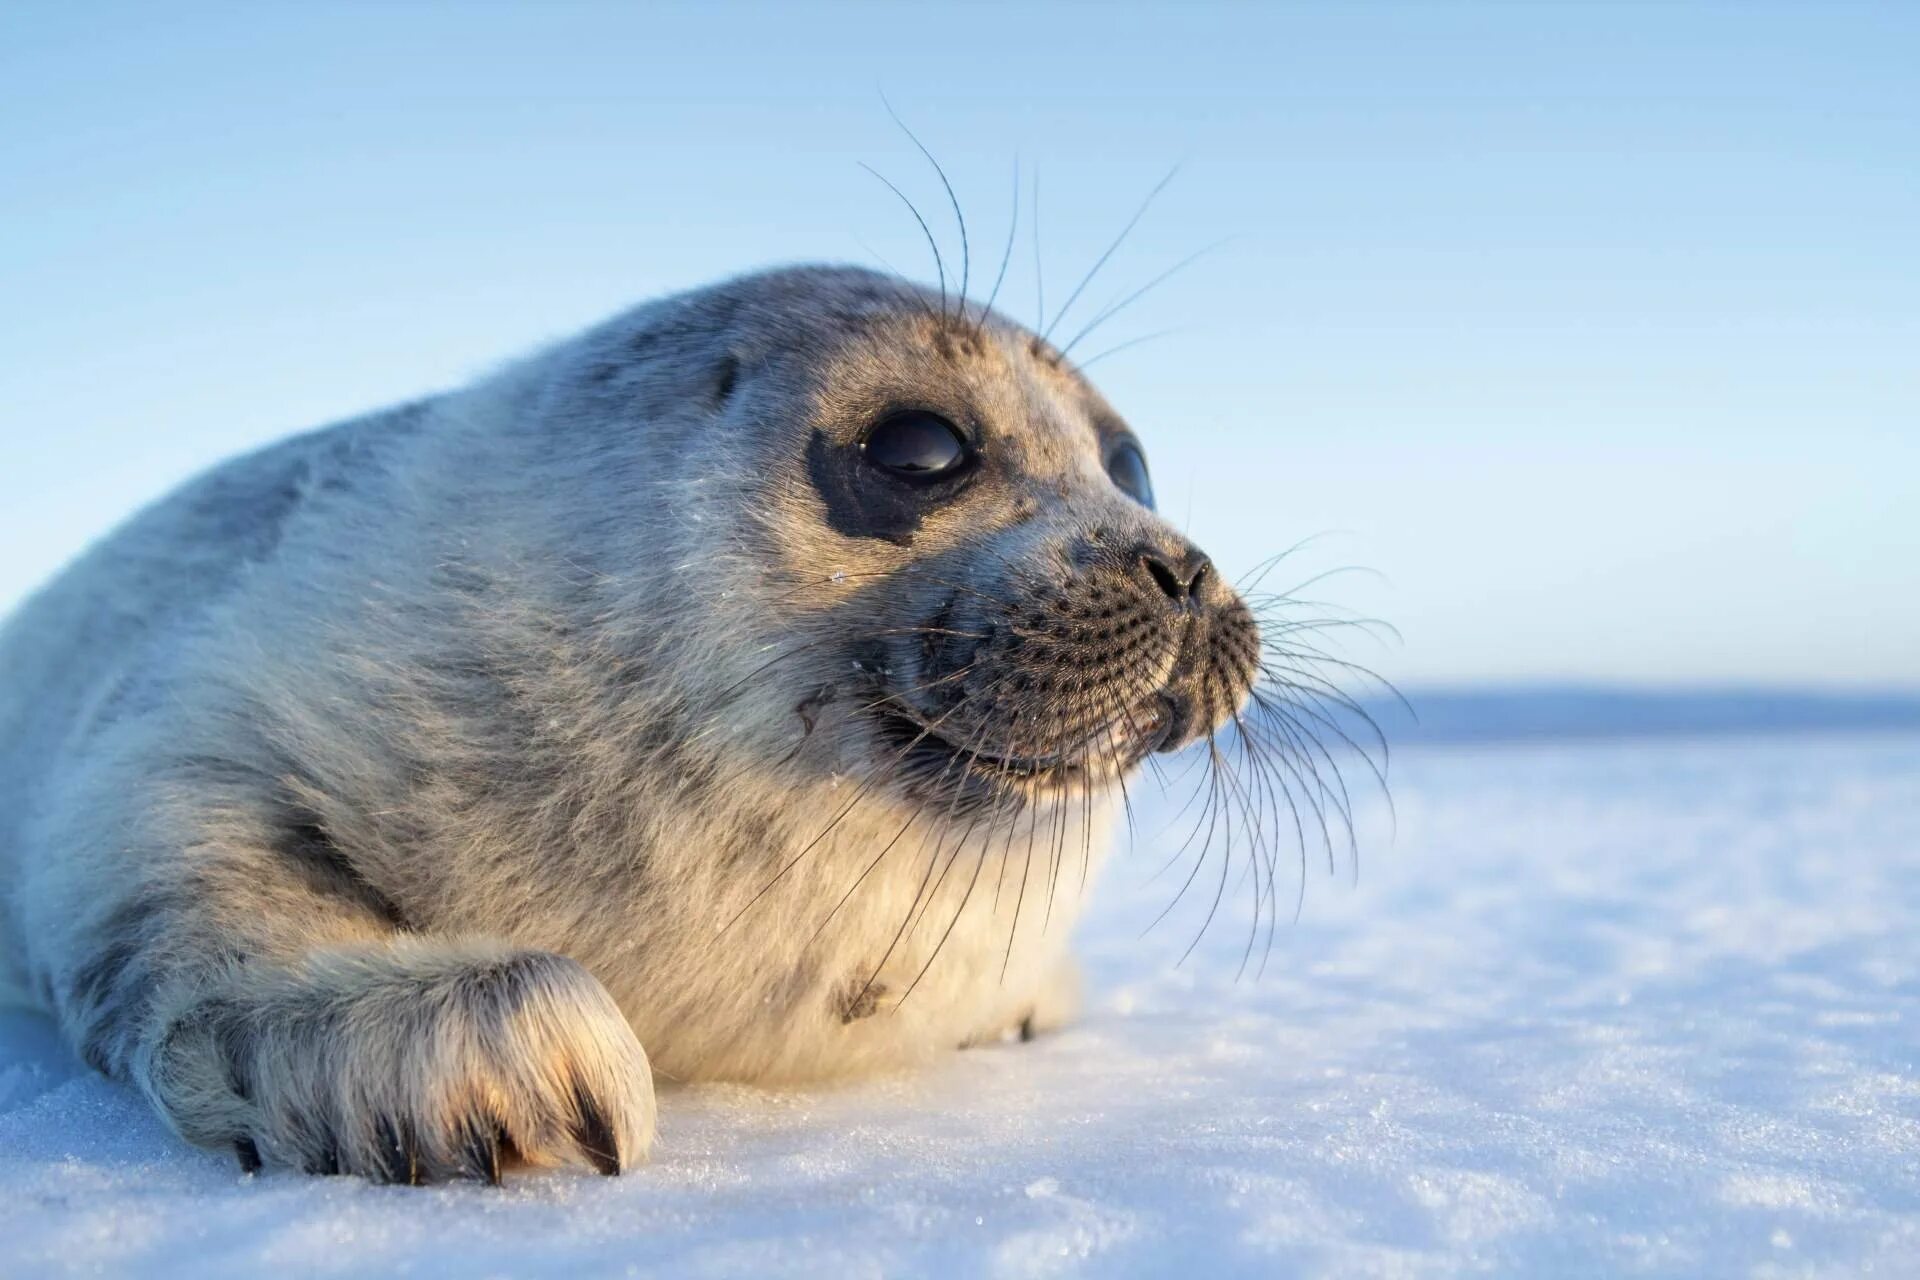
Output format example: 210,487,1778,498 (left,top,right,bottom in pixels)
0,265,1254,1181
